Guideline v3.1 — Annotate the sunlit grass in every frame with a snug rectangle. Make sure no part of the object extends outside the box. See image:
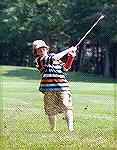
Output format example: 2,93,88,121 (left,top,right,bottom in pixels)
1,65,116,150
